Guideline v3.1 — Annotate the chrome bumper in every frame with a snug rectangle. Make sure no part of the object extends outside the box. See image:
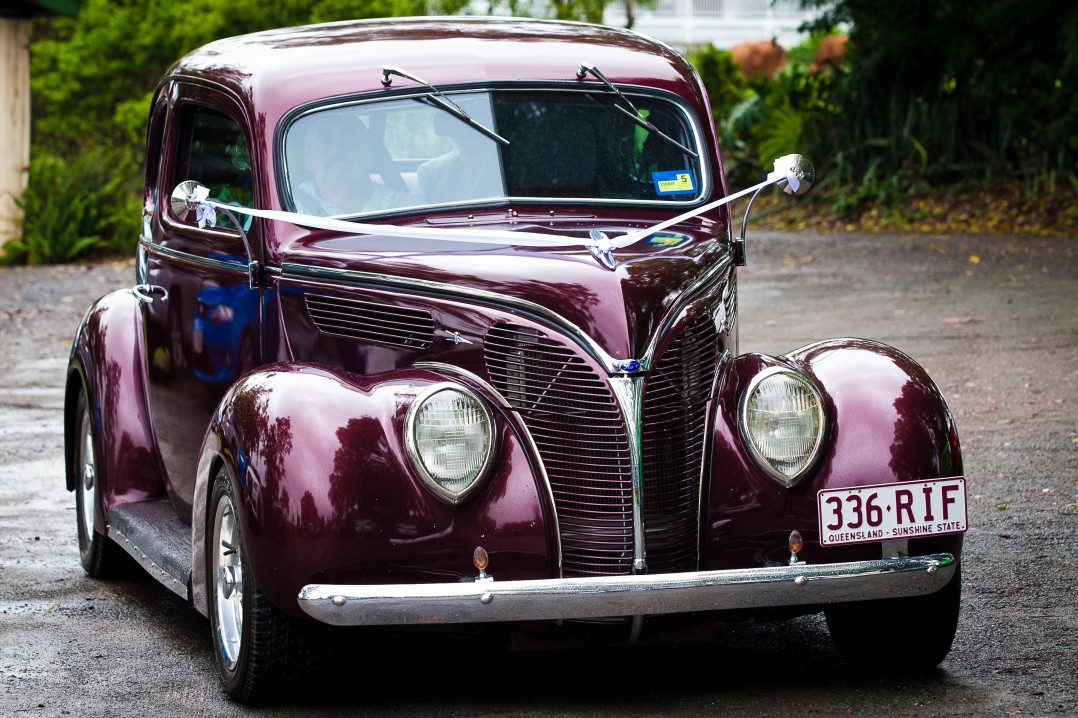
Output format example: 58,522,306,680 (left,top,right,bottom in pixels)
297,553,956,626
